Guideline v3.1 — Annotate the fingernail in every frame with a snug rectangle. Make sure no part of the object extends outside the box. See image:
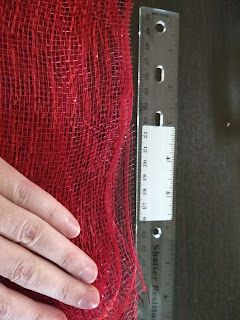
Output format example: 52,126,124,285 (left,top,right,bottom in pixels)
78,288,100,309
79,265,98,283
65,217,80,237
